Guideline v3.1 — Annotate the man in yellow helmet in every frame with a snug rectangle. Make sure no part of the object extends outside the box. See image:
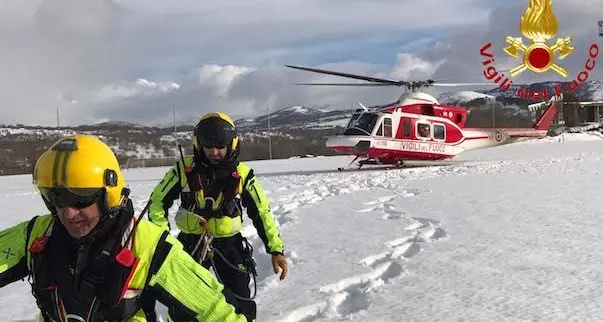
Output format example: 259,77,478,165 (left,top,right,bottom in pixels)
0,134,248,322
147,112,288,321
